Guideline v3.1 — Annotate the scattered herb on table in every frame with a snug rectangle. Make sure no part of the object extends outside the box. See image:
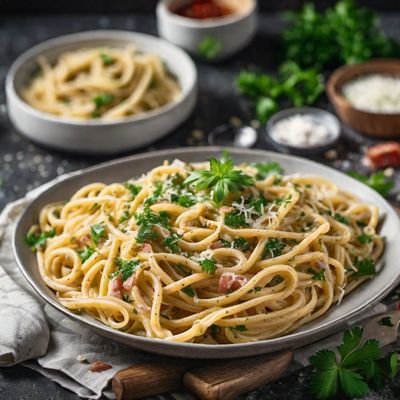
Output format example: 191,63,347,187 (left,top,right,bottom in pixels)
184,156,253,205
309,326,398,399
198,35,222,59
348,171,395,197
379,316,394,327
